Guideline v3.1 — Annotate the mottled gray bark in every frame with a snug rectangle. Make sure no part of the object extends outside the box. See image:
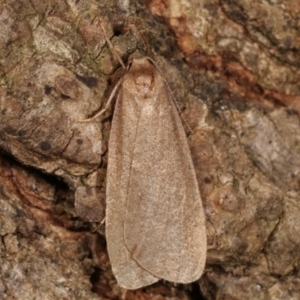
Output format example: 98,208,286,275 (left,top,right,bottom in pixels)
0,0,299,299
